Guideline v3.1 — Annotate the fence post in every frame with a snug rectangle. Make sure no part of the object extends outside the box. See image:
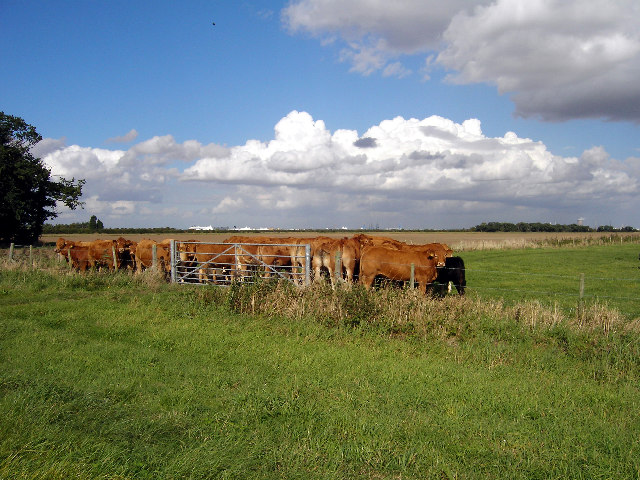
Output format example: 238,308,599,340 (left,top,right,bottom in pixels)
8,243,14,261
170,240,177,283
578,273,585,321
334,251,342,283
29,245,33,267
152,244,157,270
234,244,239,282
305,244,311,286
410,263,415,289
112,245,118,270
67,248,72,269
